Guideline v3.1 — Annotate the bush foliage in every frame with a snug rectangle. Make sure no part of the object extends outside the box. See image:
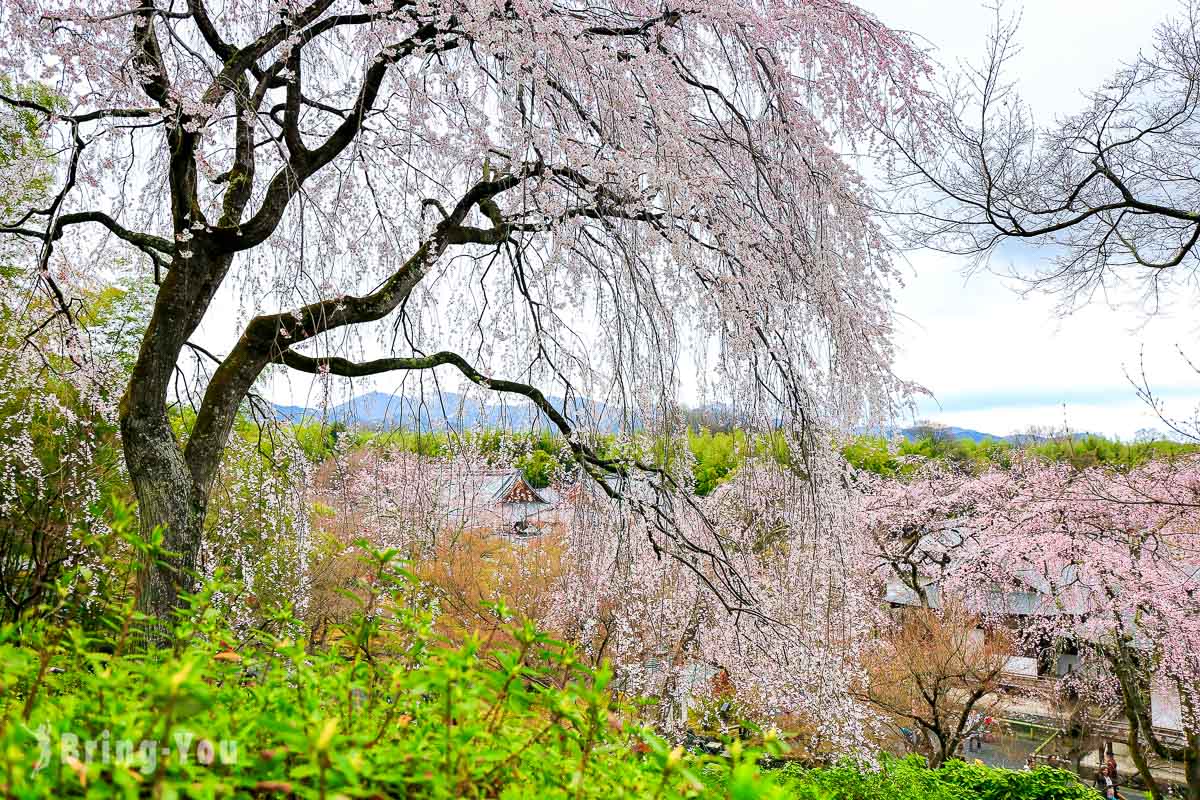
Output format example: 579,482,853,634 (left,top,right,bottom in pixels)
0,506,1100,799
0,505,784,799
777,756,1096,800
